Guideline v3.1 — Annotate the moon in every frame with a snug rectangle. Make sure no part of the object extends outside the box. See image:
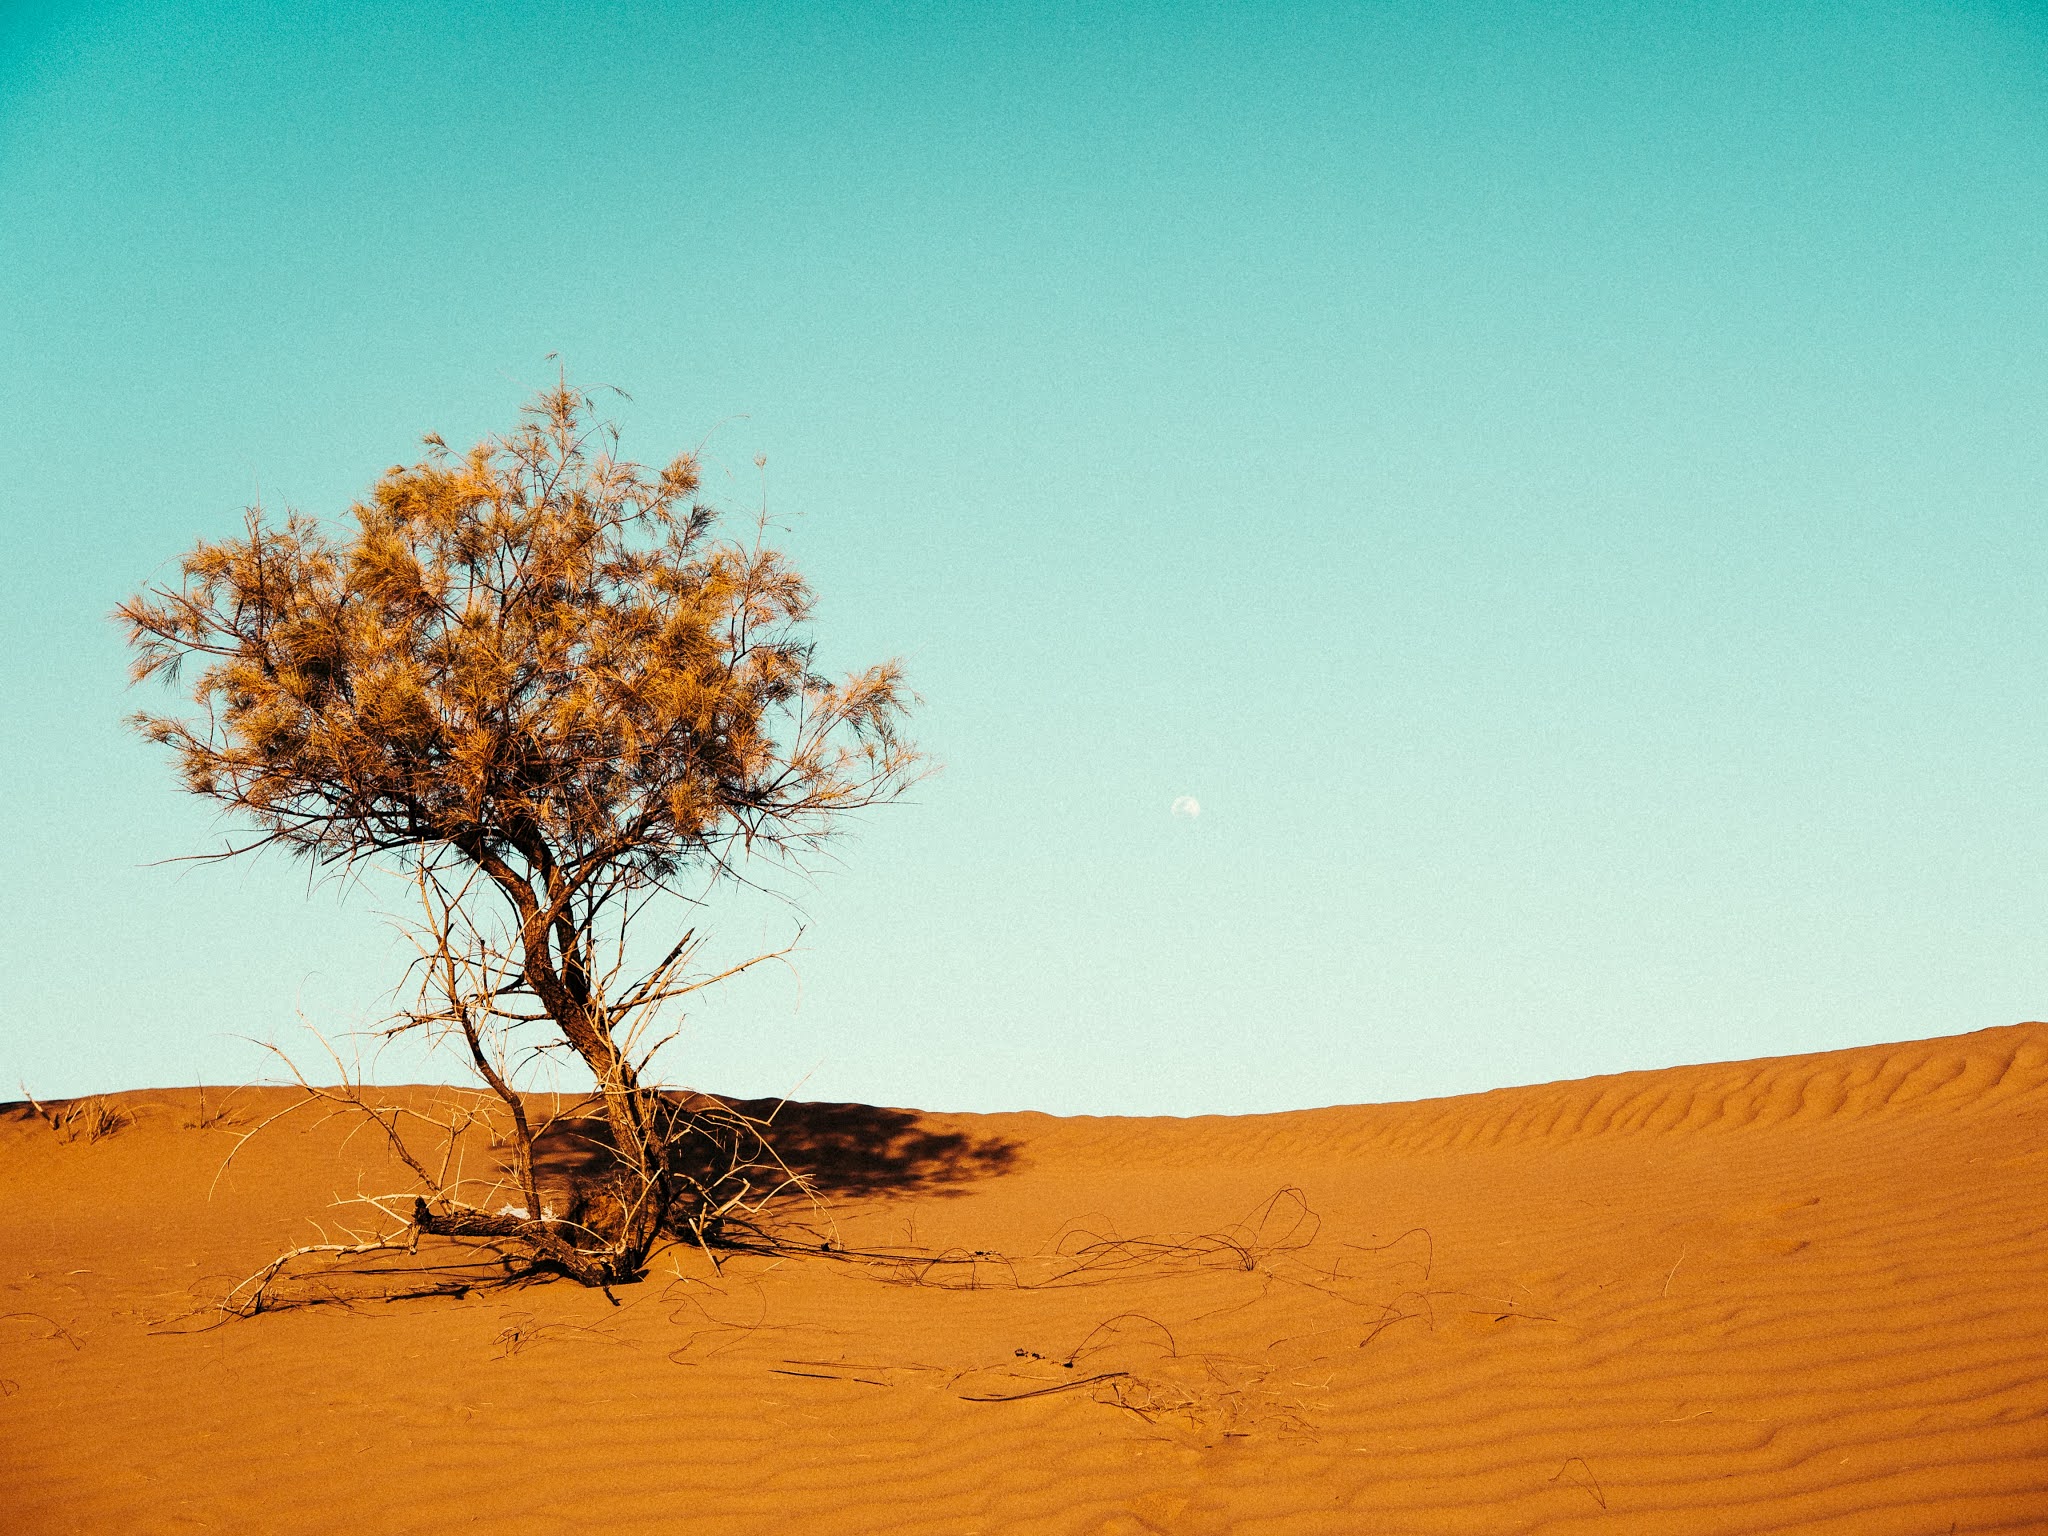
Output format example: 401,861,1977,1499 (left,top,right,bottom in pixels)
1171,794,1201,820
